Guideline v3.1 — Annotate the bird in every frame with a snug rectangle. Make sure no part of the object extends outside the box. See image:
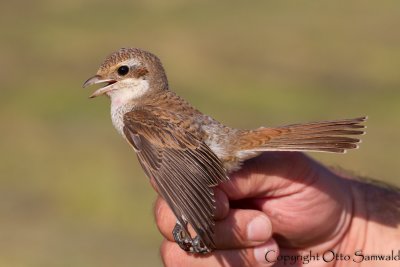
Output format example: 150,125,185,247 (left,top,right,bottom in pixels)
83,47,366,254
